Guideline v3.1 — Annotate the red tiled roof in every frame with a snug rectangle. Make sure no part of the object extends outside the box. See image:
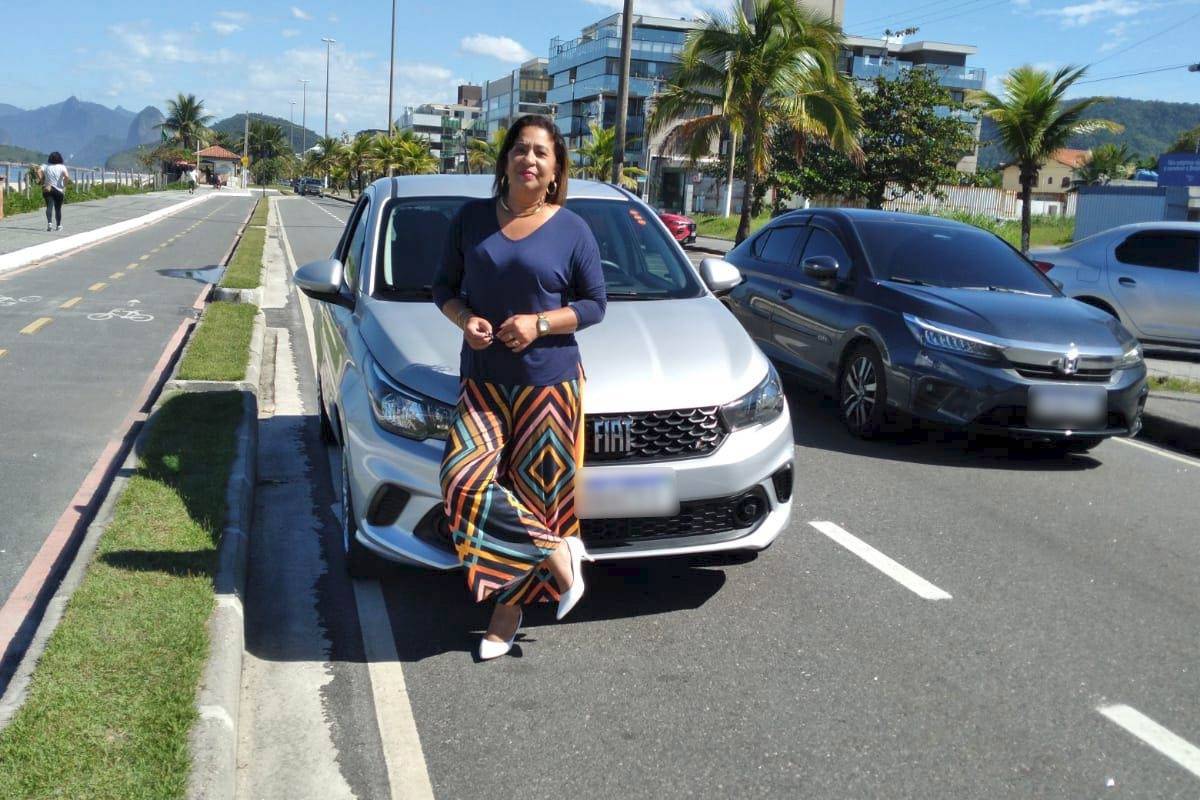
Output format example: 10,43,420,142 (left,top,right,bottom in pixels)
197,145,241,160
1050,148,1090,169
